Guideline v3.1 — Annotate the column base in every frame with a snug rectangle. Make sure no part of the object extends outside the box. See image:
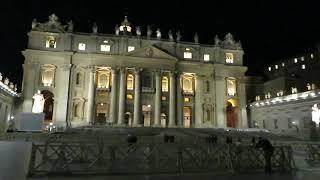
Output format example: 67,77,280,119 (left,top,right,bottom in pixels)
152,124,161,128
132,124,144,127
115,124,127,127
